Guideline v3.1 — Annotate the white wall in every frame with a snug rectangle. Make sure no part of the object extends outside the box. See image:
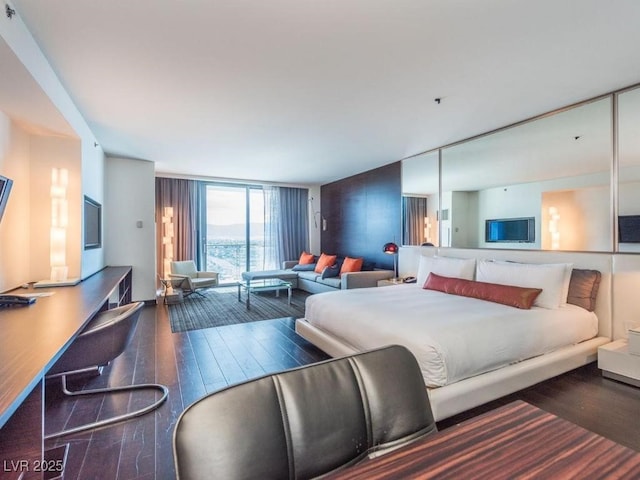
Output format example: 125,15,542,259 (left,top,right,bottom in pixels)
29,136,82,282
1,9,106,280
105,157,156,301
0,113,31,291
